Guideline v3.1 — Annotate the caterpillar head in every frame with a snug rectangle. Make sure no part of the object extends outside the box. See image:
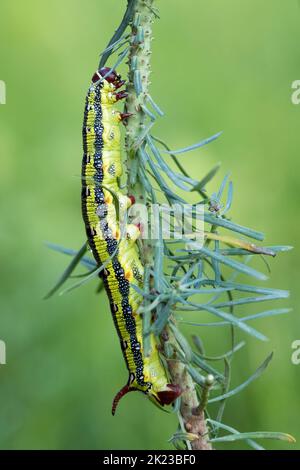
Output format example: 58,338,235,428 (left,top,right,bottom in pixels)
149,383,182,408
92,67,125,89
